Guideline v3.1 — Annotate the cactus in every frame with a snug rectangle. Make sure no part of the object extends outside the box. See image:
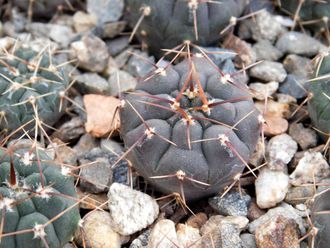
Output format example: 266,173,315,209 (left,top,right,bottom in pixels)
0,46,68,136
308,52,330,139
126,0,247,58
119,48,260,201
0,143,80,248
